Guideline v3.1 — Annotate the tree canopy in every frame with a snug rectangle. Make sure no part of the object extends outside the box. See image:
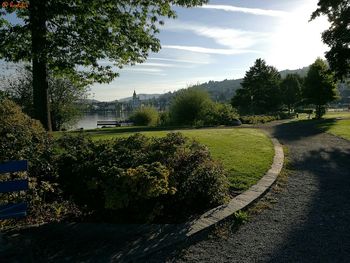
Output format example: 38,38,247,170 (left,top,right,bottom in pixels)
169,88,211,125
303,58,338,119
311,0,350,79
2,66,87,131
0,0,208,130
280,74,302,112
231,58,281,115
